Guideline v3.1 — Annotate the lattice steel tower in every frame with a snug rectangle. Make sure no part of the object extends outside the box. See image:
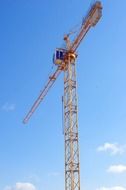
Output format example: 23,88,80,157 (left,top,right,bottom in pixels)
23,2,102,190
63,52,80,190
